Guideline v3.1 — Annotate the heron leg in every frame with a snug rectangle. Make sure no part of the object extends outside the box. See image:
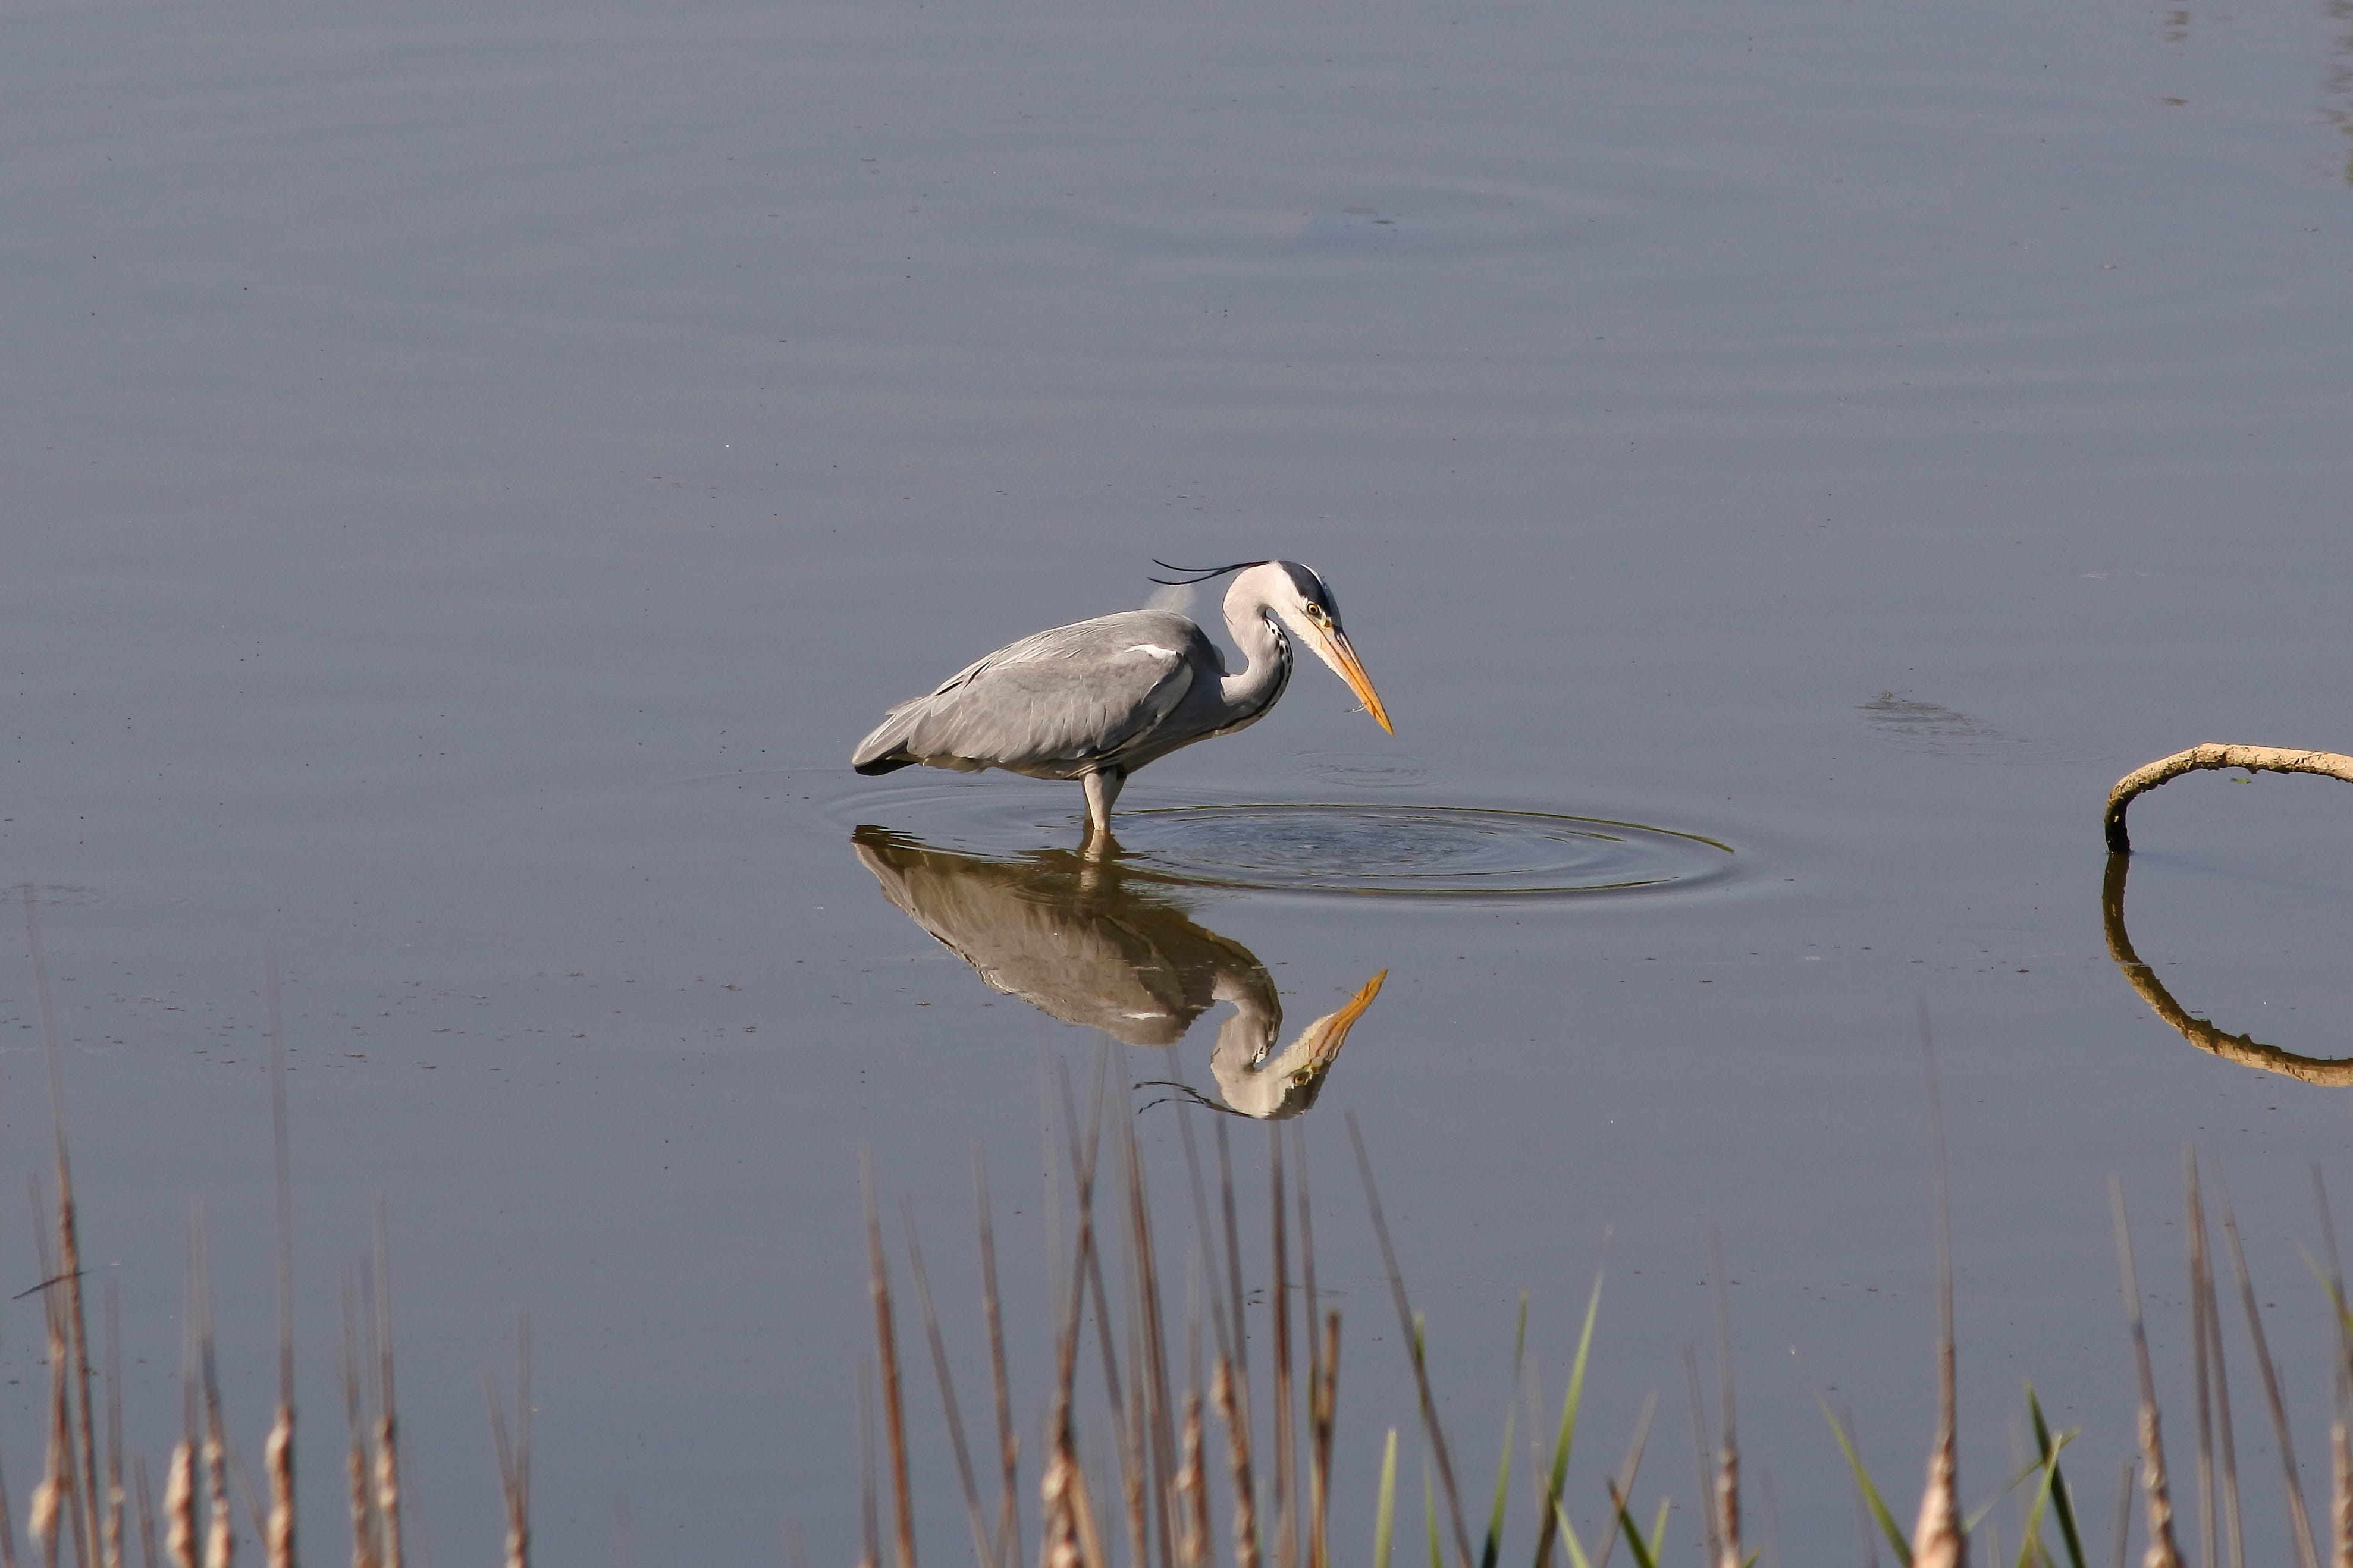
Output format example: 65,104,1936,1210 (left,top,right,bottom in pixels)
1081,768,1127,838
